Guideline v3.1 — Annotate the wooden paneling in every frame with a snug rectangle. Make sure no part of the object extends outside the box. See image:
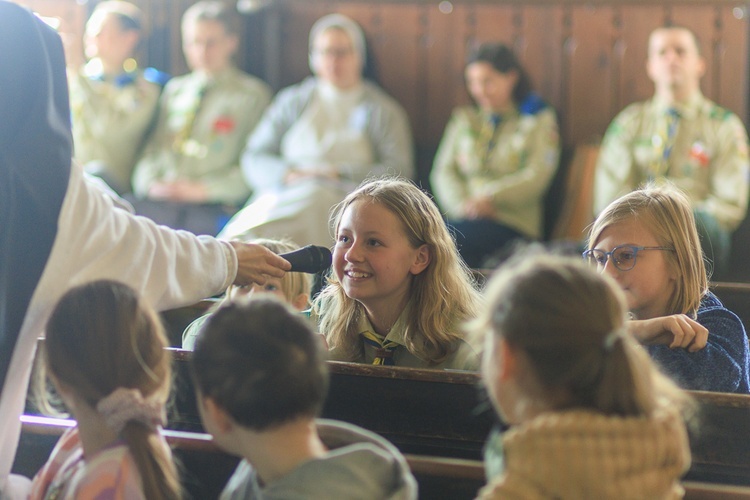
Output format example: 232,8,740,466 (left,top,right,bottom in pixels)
20,0,750,185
